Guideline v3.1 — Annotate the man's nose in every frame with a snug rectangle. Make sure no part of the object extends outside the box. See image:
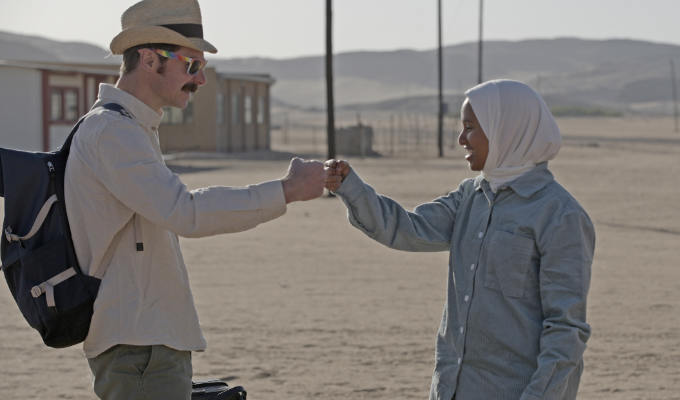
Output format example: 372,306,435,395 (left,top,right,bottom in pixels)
458,130,466,146
194,69,207,86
